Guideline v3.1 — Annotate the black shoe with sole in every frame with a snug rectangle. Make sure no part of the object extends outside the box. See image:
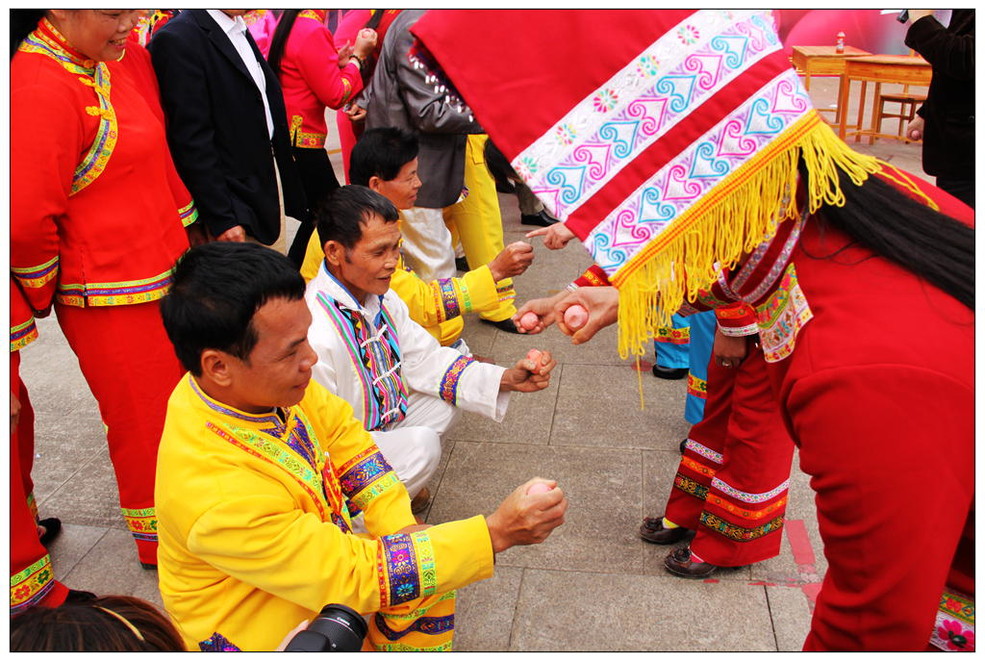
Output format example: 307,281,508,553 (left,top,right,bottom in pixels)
520,210,559,227
652,364,688,380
